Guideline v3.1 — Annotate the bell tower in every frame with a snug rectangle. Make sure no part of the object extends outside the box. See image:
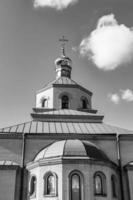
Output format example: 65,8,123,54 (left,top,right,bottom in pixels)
32,37,97,115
